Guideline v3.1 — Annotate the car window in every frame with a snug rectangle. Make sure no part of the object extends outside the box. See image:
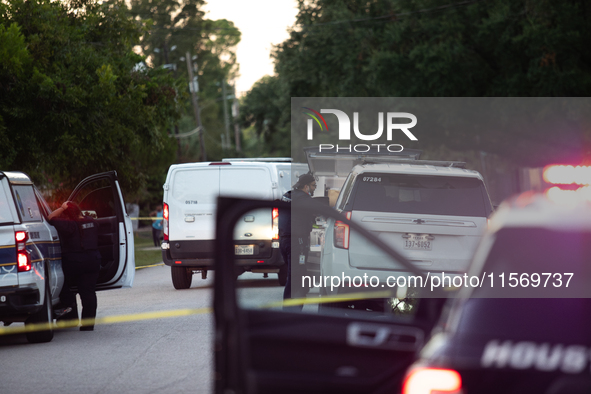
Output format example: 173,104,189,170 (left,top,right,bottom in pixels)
70,179,116,218
34,187,52,219
12,185,42,223
345,174,490,217
336,172,357,211
470,227,591,299
172,168,219,204
0,184,13,224
454,297,591,339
